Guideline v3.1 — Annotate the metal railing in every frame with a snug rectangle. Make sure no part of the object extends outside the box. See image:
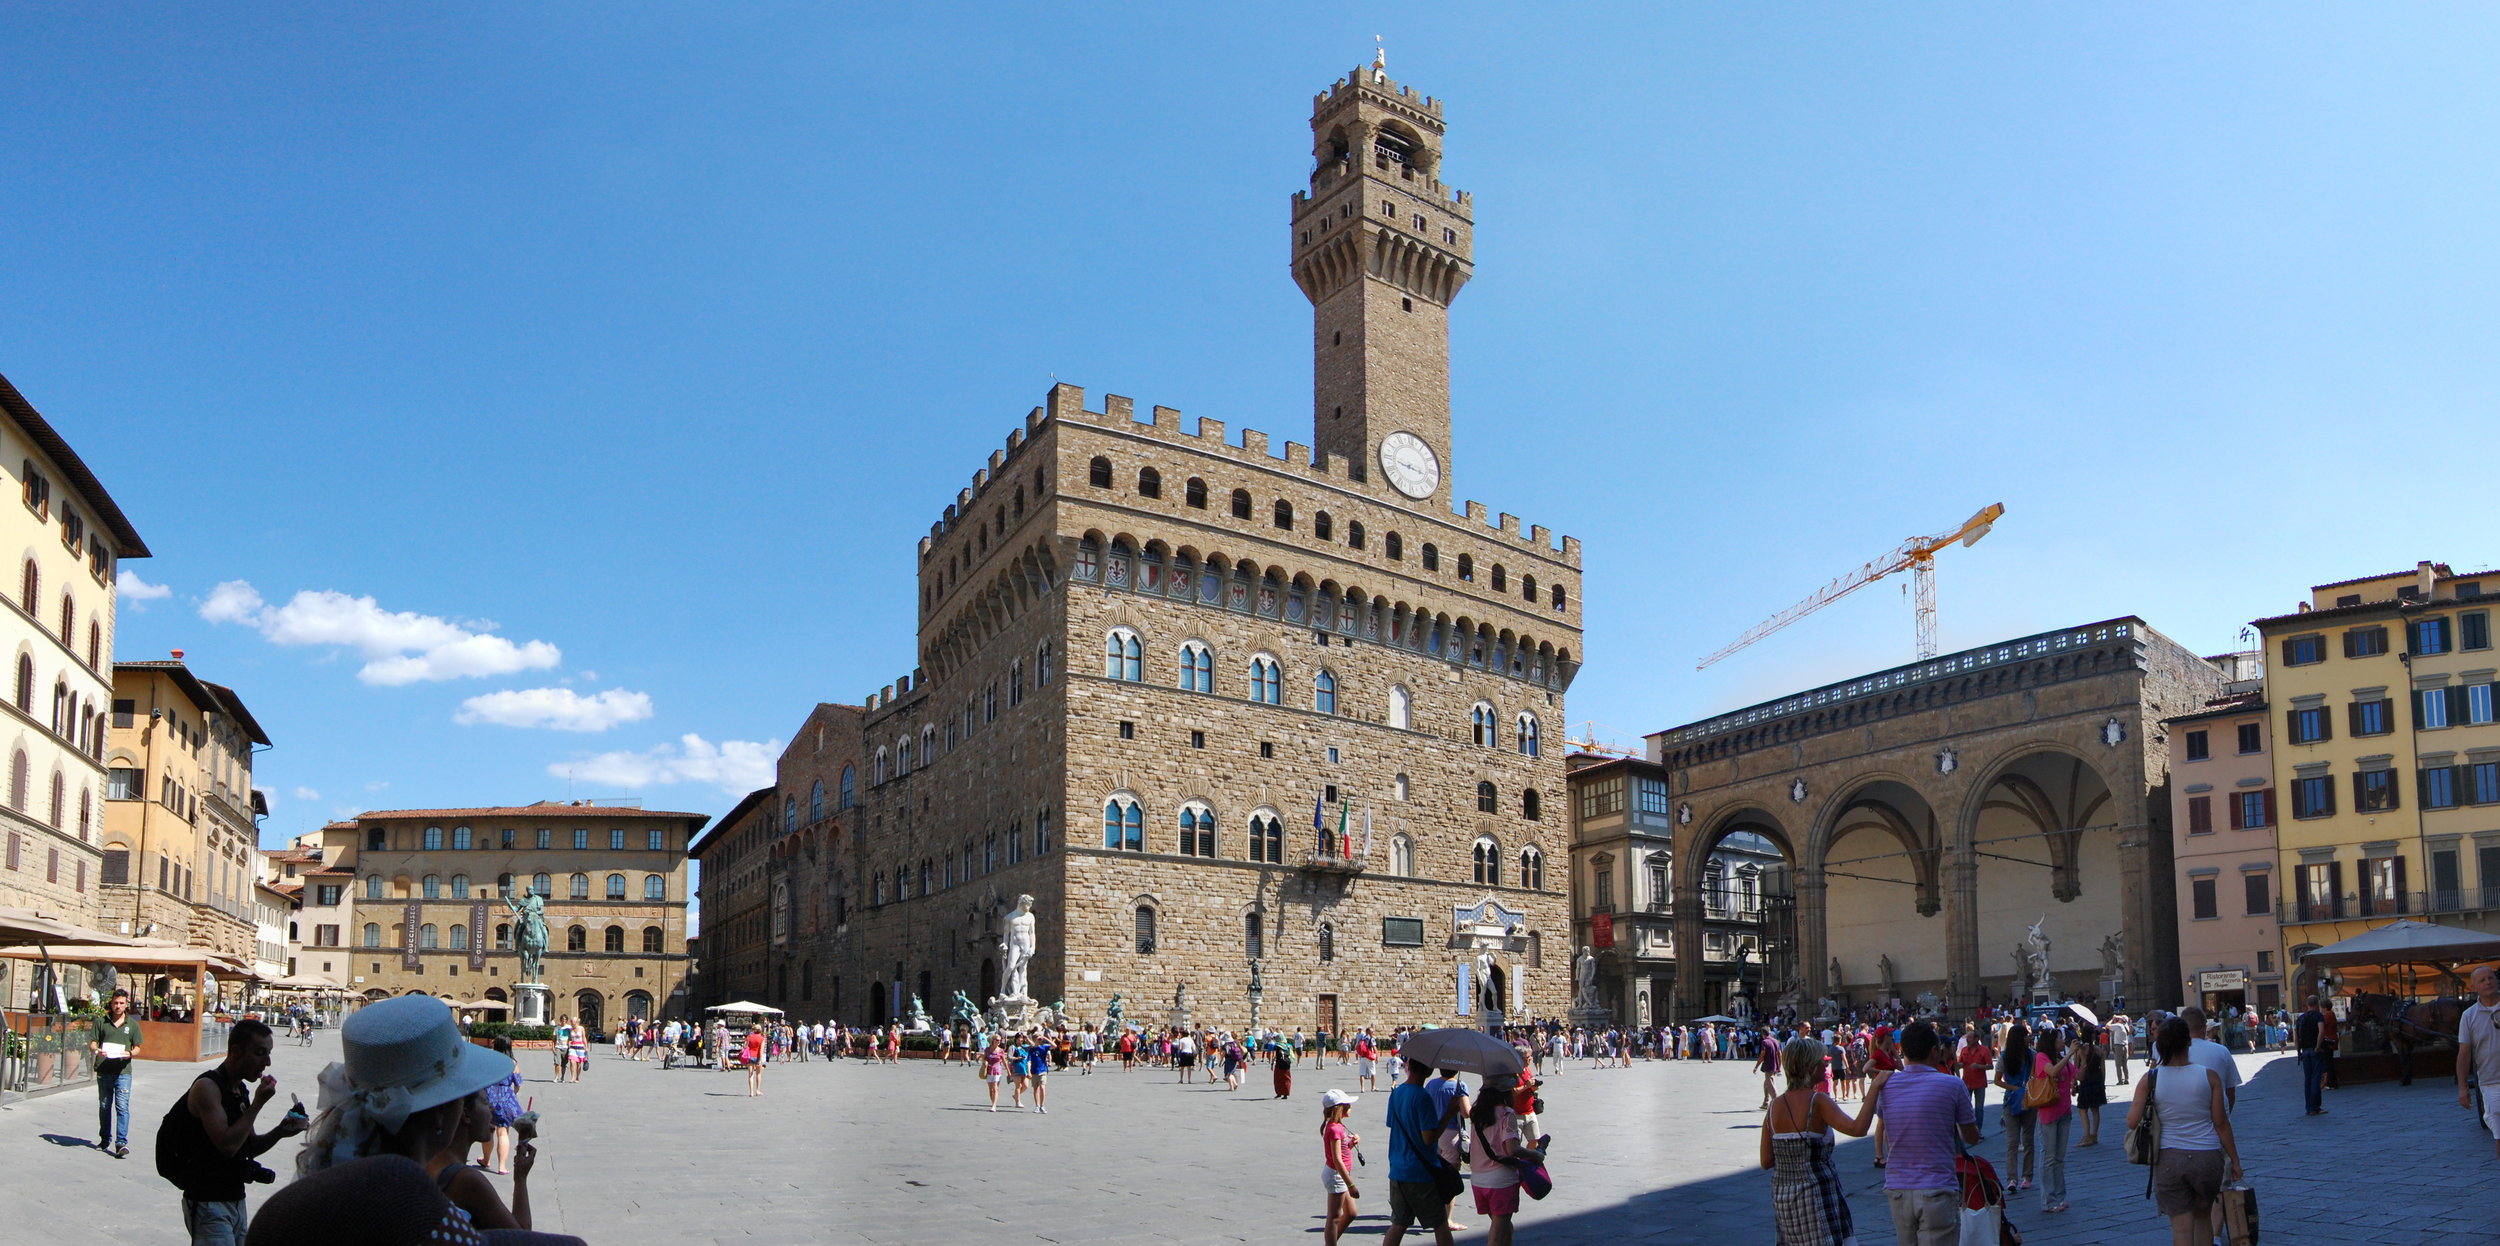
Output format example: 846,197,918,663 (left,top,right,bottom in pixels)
2287,887,2500,924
